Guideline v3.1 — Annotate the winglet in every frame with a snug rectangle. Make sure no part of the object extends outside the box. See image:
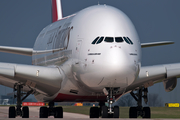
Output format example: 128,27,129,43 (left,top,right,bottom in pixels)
52,0,63,22
141,41,174,48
